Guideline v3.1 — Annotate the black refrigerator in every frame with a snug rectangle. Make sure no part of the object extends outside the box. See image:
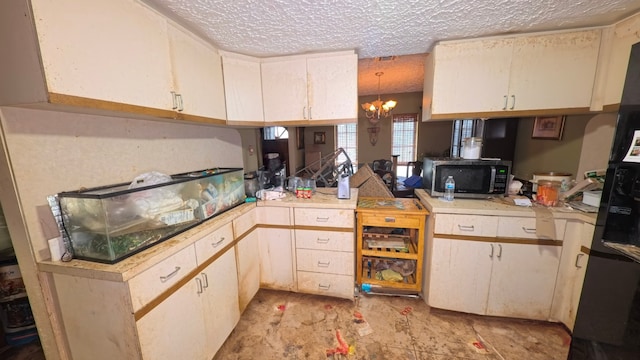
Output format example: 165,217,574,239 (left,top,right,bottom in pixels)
569,42,640,359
